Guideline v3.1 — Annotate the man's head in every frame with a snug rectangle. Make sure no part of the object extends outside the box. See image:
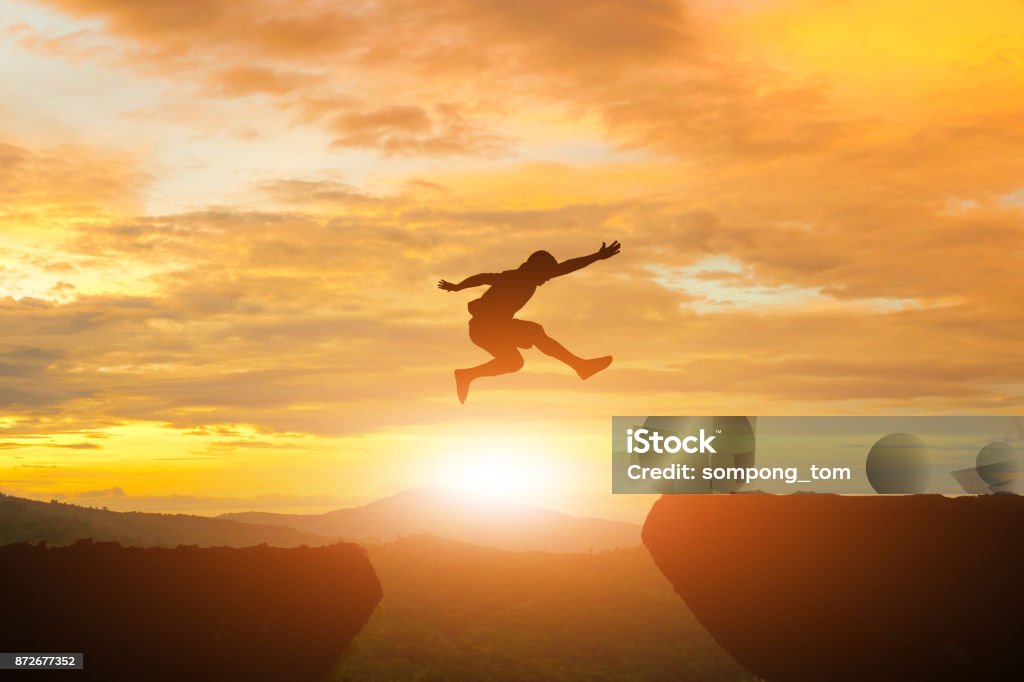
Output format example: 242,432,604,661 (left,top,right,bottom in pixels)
520,250,558,284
